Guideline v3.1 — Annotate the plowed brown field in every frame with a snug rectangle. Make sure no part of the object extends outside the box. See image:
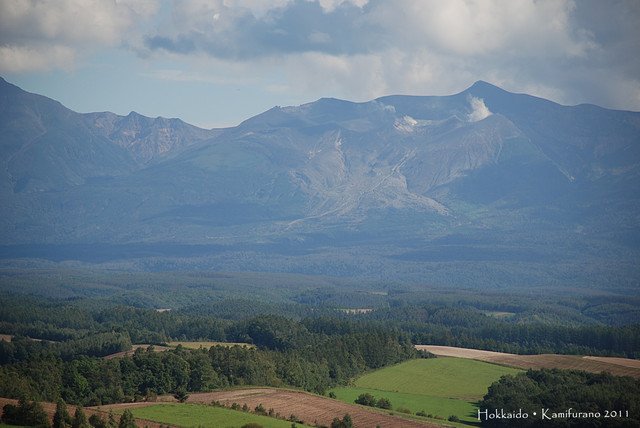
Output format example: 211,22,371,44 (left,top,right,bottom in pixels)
416,345,640,378
97,389,440,428
183,389,440,427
